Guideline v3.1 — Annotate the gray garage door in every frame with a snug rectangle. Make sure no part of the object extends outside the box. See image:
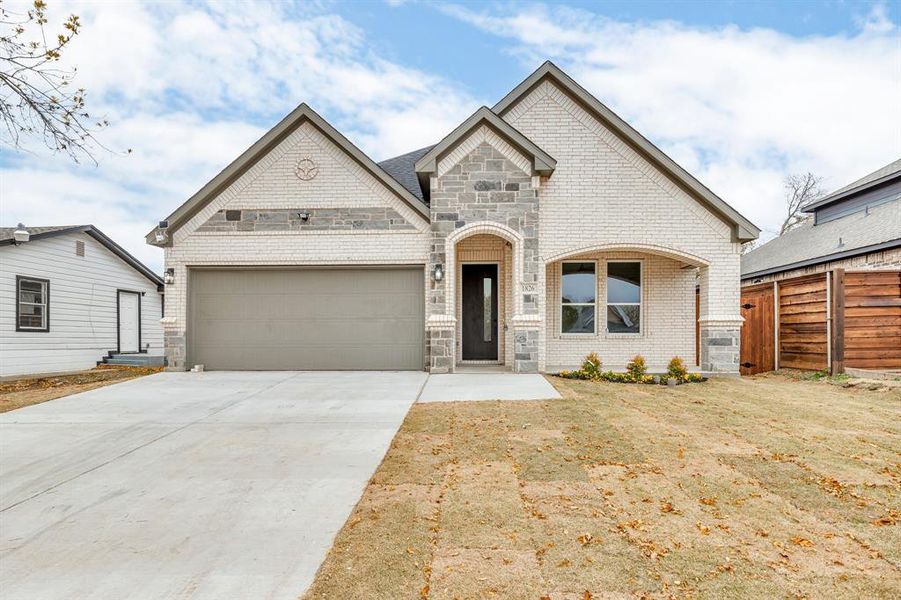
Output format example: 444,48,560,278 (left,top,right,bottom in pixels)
189,268,424,370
